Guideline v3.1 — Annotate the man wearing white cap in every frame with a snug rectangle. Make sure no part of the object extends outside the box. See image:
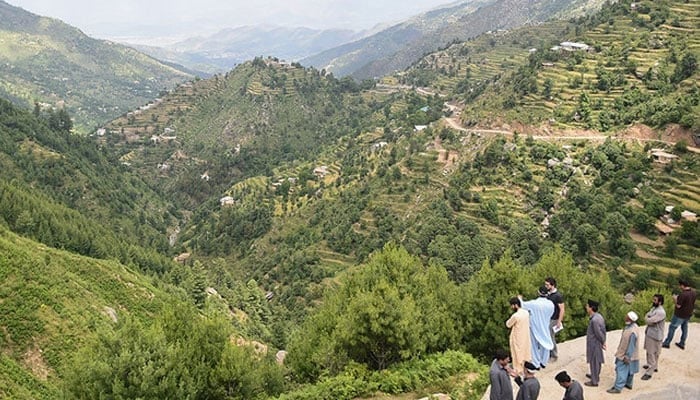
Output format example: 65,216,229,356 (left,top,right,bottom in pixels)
516,361,540,400
607,311,641,394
